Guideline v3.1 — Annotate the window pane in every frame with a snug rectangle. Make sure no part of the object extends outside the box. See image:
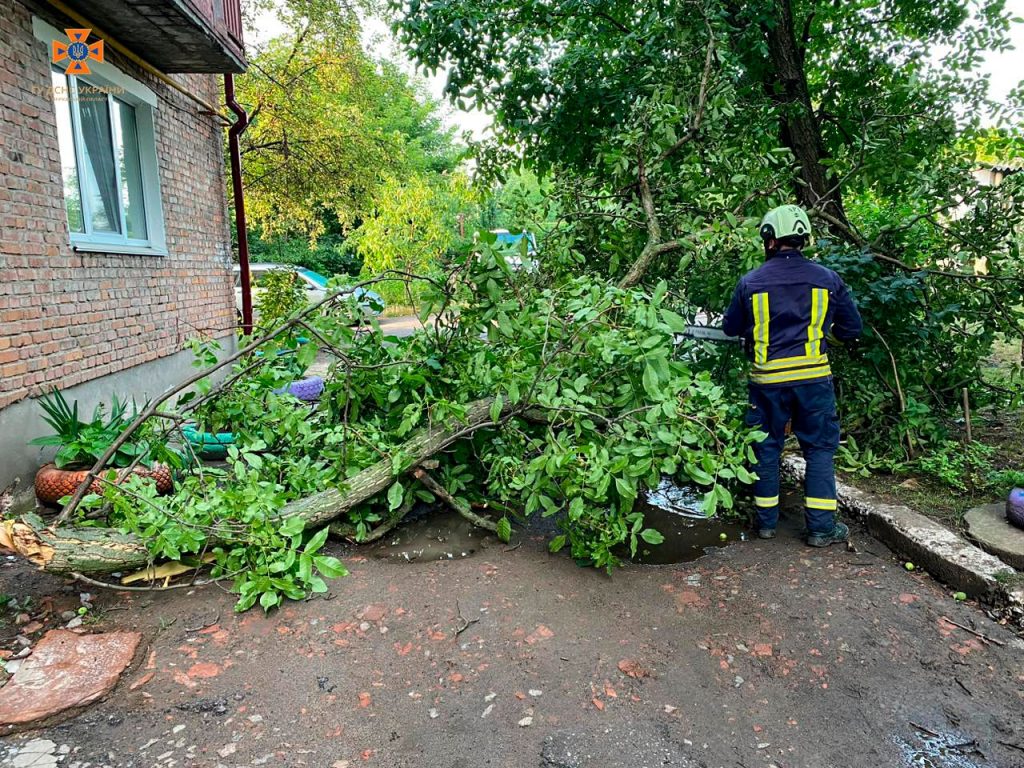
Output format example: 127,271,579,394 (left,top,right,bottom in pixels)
51,70,84,233
75,86,121,234
112,99,148,240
